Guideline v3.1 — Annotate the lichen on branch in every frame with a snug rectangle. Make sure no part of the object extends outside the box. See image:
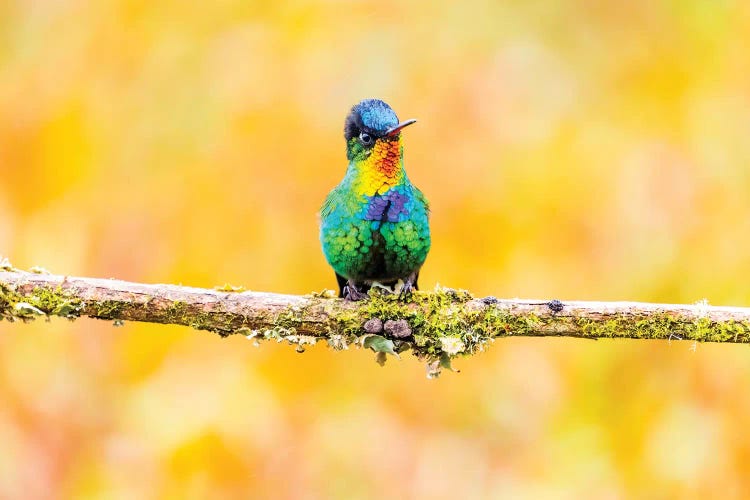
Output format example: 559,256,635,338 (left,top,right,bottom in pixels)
2,266,750,377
